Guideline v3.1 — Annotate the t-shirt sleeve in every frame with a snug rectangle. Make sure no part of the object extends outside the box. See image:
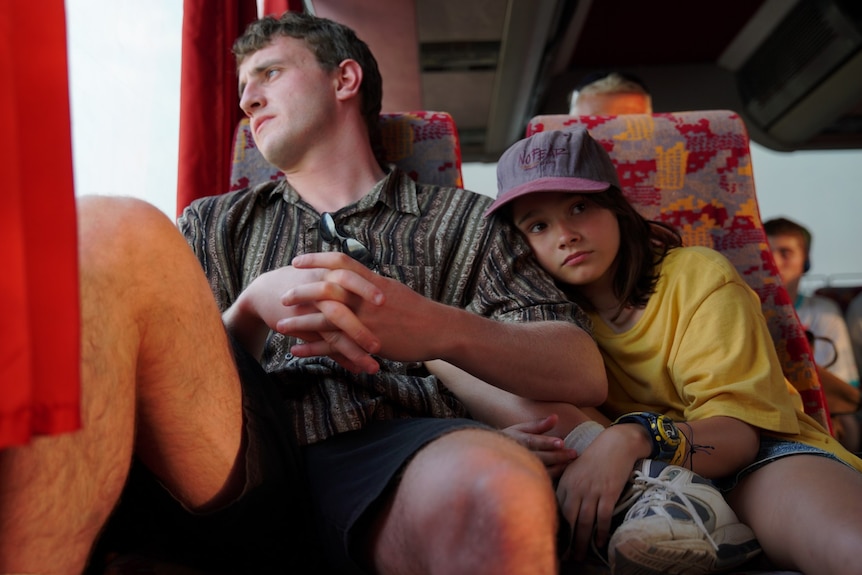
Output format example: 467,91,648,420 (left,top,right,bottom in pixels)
670,278,801,434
